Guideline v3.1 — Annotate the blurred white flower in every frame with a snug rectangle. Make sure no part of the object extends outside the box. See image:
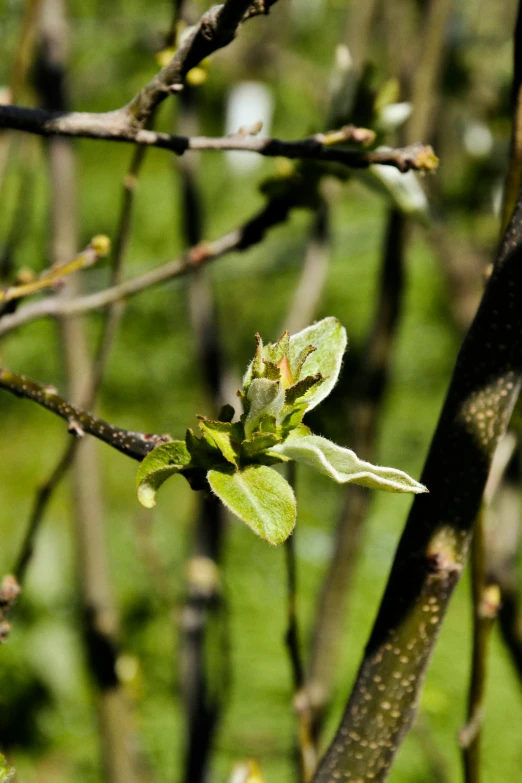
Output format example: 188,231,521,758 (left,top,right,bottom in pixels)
377,102,412,133
463,121,493,158
225,82,274,174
